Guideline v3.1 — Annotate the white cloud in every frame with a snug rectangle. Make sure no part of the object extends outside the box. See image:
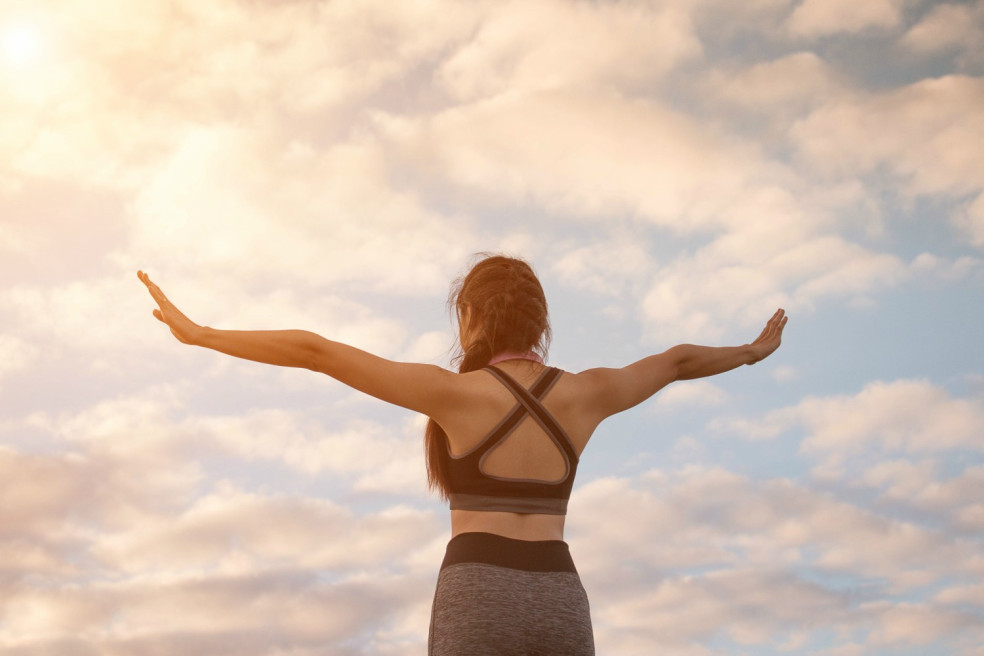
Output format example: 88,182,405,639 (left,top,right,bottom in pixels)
0,395,442,655
910,252,984,279
399,330,453,365
865,601,982,648
1,0,477,196
437,0,701,101
189,409,428,494
0,569,434,656
956,193,984,248
797,380,984,457
641,233,906,341
550,231,656,297
1,269,418,367
786,0,905,37
655,380,730,408
569,466,984,654
702,51,843,116
724,379,984,456
0,333,38,384
791,75,984,188
719,380,984,534
379,82,922,342
790,75,984,246
127,125,473,296
2,274,169,356
92,482,441,574
902,1,984,70
864,461,984,531
772,365,797,382
377,90,767,232
668,435,708,463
